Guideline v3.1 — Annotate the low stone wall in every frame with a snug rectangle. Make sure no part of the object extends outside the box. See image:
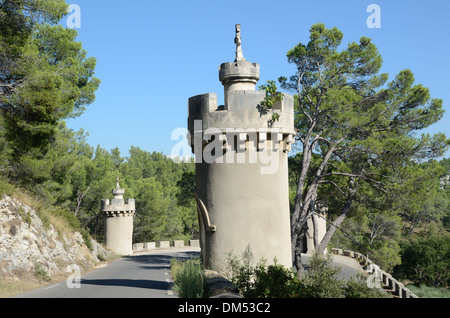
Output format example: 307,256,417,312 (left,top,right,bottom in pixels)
330,248,418,298
204,270,242,298
132,240,200,252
